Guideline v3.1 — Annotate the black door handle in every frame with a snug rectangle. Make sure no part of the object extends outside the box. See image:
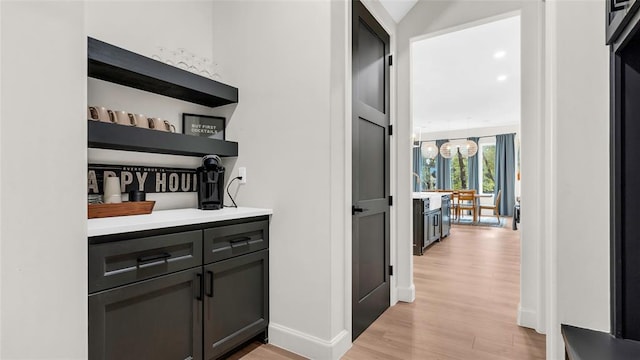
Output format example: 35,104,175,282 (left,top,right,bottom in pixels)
206,271,214,297
196,273,203,301
352,206,368,215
